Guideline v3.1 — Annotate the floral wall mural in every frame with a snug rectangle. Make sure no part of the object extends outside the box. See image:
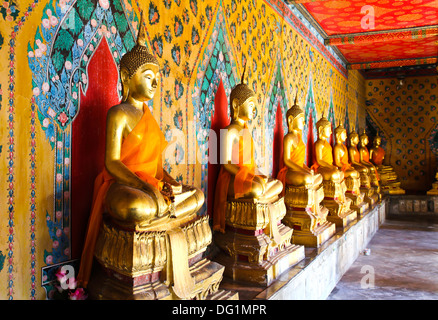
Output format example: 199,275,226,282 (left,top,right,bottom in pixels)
0,0,366,299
